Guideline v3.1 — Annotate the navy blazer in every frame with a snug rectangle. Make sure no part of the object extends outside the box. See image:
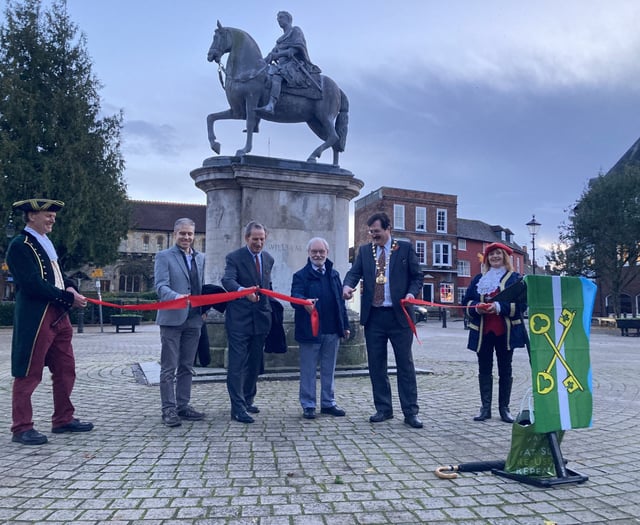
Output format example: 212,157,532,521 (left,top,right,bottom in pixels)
221,246,274,335
462,270,528,352
7,231,76,377
291,258,349,343
154,244,205,326
343,239,423,327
